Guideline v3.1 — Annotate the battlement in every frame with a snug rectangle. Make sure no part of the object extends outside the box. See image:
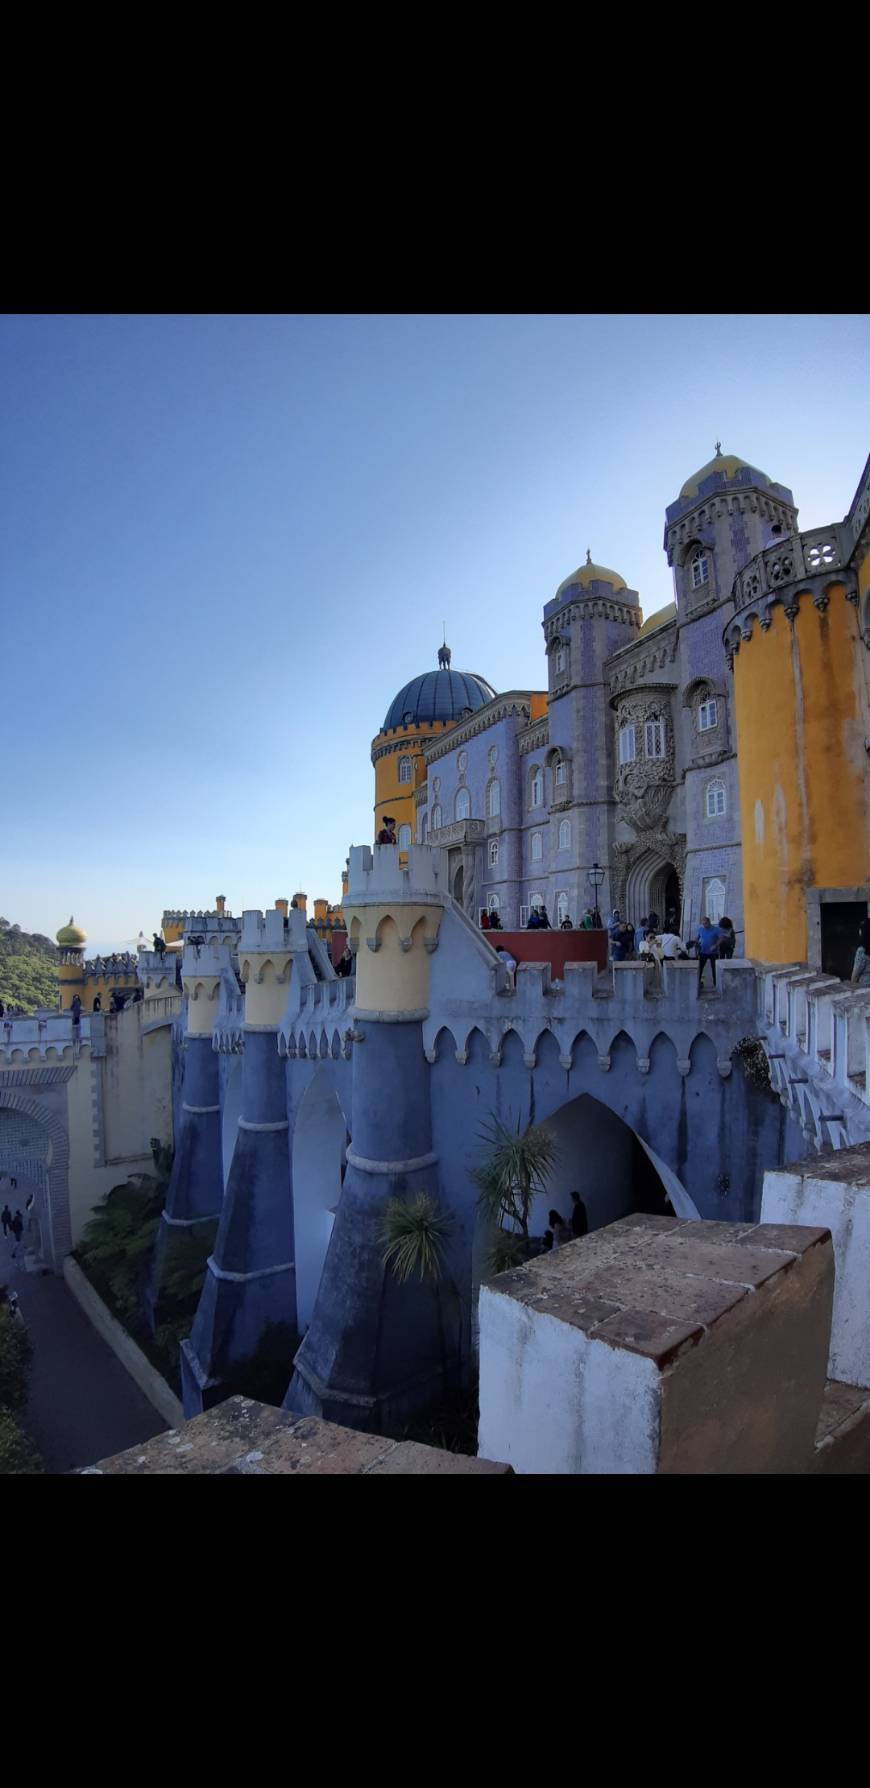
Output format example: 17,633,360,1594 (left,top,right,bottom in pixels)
80,953,138,981
180,937,237,981
239,908,307,954
162,907,235,925
1,1011,104,1062
346,842,449,904
759,963,870,1152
